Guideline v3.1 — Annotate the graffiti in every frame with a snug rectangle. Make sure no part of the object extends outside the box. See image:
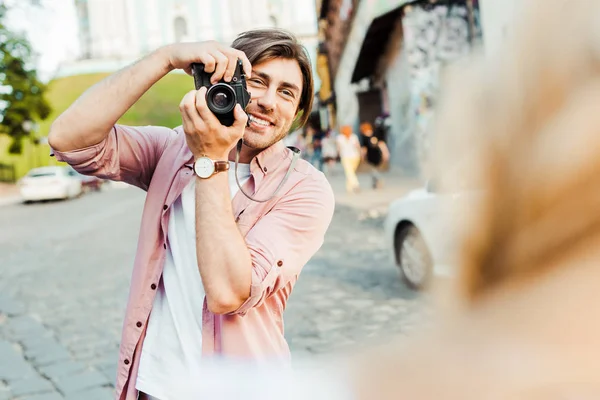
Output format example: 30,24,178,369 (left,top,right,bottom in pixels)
402,3,480,165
